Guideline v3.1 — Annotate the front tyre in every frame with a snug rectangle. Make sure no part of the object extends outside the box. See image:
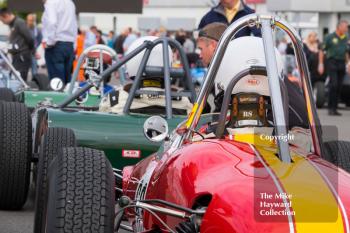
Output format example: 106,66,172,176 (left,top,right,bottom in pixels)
44,147,115,233
34,127,76,233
